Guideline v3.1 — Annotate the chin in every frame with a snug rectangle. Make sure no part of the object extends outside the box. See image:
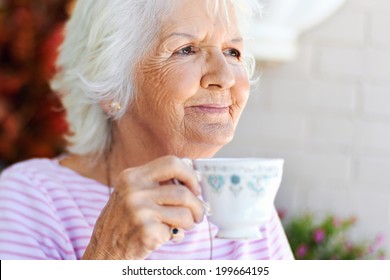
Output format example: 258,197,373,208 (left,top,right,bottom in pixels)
181,123,236,157
197,130,235,153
